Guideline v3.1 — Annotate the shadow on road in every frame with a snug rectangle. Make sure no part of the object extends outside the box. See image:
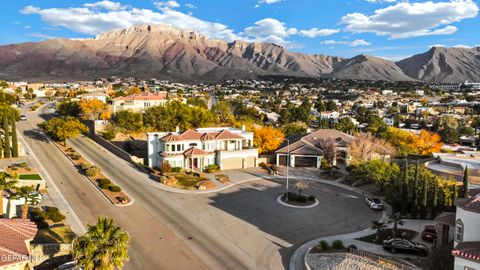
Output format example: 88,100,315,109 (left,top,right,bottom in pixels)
23,129,50,144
